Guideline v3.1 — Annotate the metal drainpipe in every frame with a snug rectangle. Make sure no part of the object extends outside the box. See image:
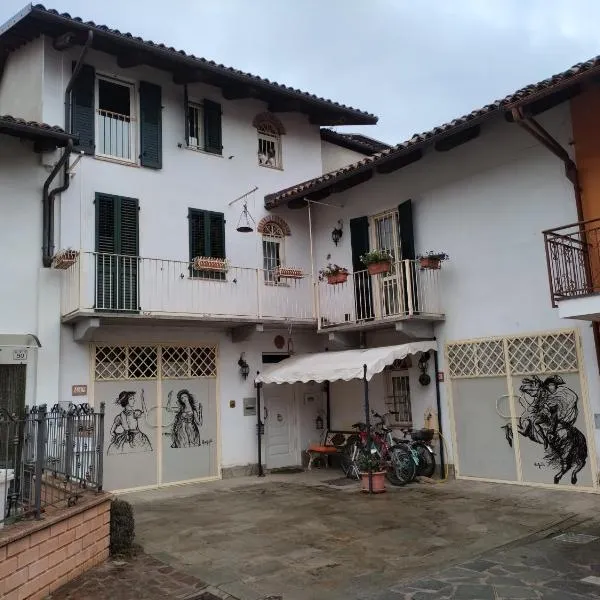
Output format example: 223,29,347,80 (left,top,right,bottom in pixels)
433,350,445,478
42,30,93,267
